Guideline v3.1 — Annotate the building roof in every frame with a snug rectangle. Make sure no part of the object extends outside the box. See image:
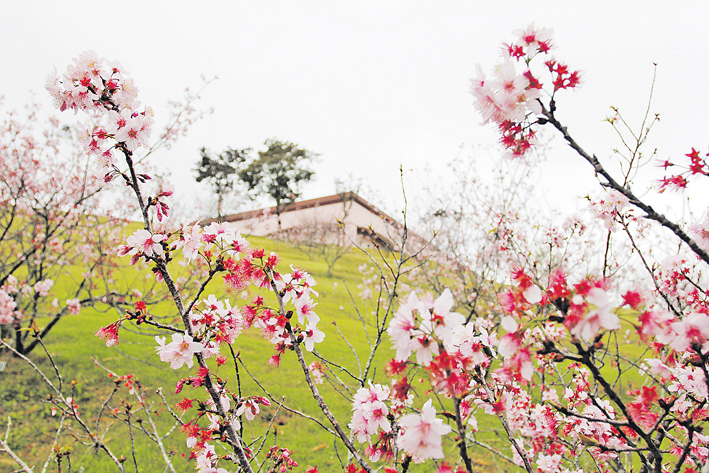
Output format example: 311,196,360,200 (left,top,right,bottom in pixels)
217,192,401,227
